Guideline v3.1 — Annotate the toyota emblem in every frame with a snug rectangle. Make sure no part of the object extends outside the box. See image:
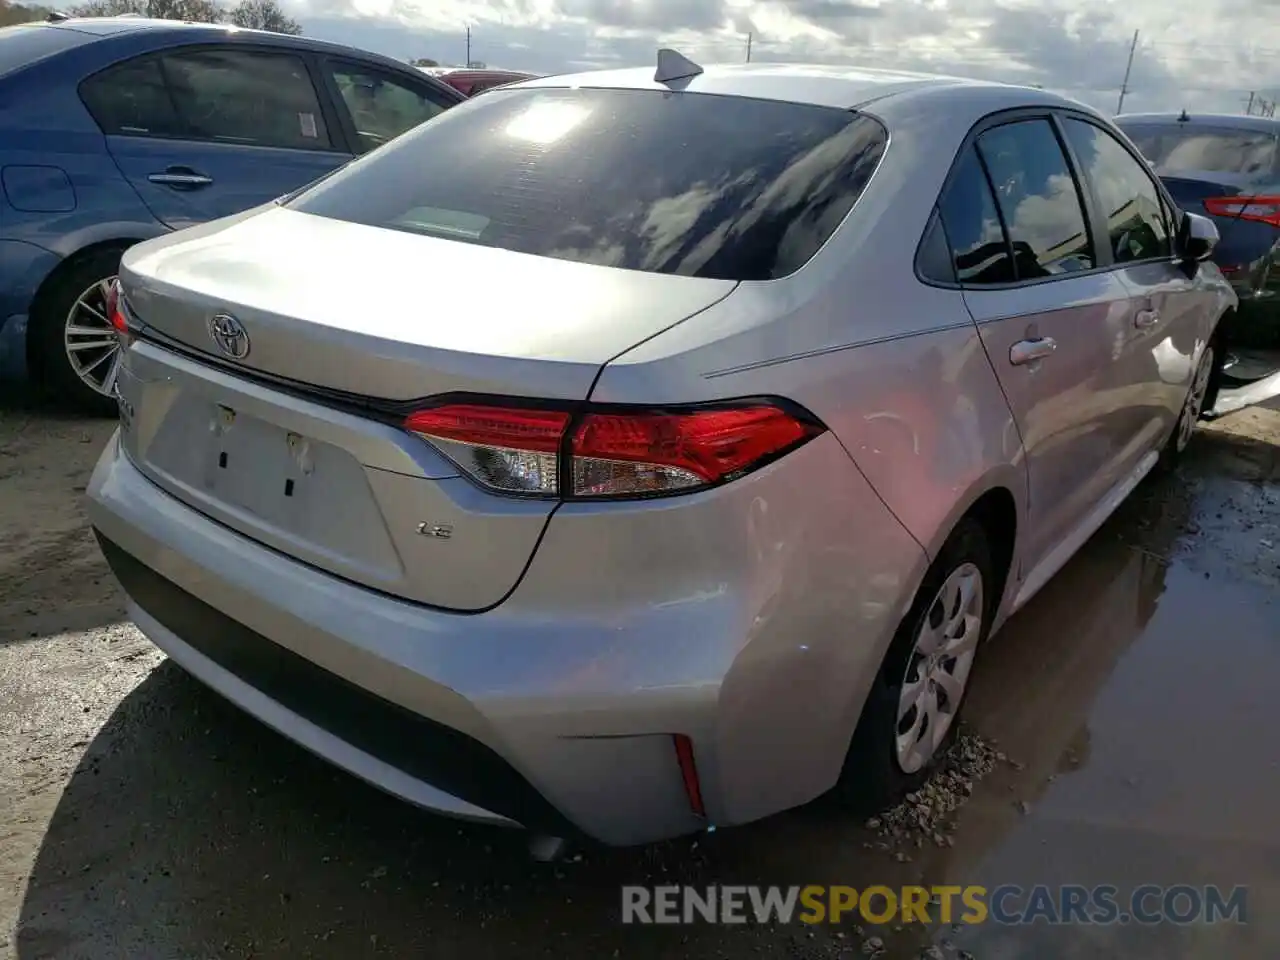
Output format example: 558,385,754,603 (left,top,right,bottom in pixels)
208,313,250,360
